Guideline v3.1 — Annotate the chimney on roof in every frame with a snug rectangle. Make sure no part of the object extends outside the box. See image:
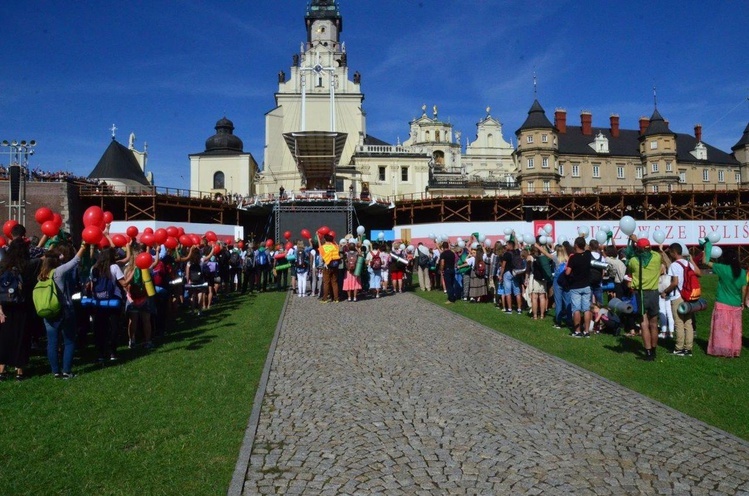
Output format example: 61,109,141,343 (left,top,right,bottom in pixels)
554,108,567,134
694,124,702,142
610,114,620,138
639,116,650,135
581,111,592,136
